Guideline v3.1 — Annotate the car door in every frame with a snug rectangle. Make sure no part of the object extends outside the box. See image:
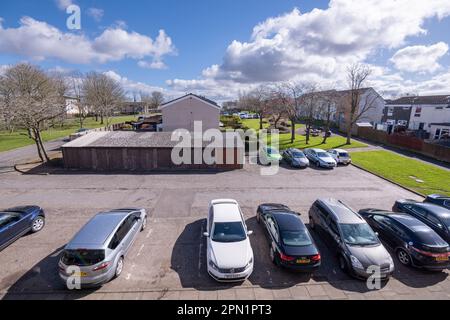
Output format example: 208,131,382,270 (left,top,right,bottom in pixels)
424,212,450,242
267,216,280,250
122,215,139,254
327,218,342,251
0,213,28,248
370,215,397,248
263,215,276,243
